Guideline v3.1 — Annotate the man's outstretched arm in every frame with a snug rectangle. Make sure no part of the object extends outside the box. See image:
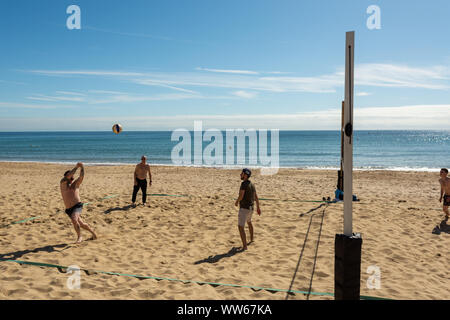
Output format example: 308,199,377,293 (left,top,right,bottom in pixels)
60,164,79,184
74,163,85,187
148,166,152,186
